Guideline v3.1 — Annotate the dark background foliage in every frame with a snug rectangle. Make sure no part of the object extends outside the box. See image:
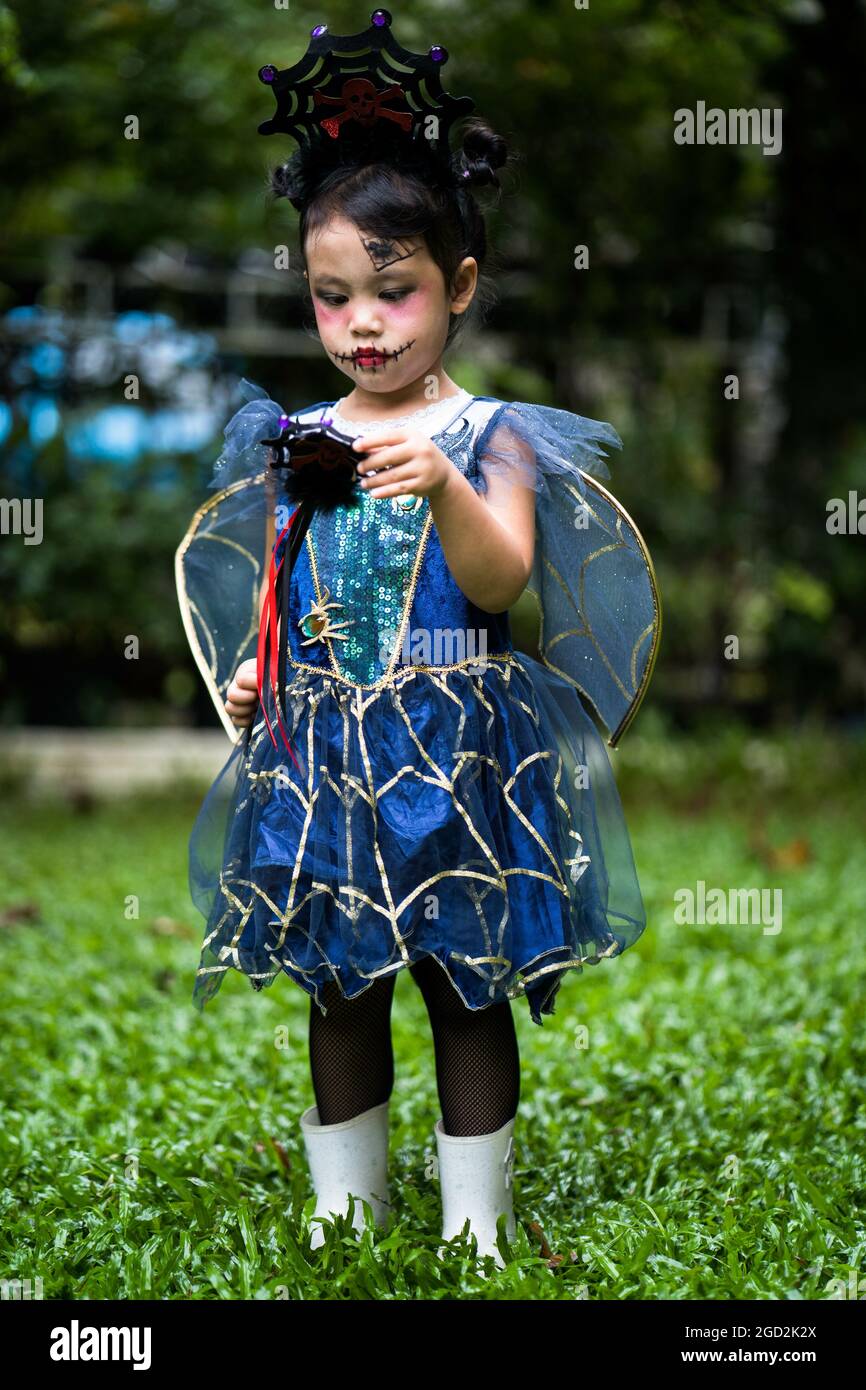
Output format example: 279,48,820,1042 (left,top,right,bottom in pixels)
1,0,863,732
